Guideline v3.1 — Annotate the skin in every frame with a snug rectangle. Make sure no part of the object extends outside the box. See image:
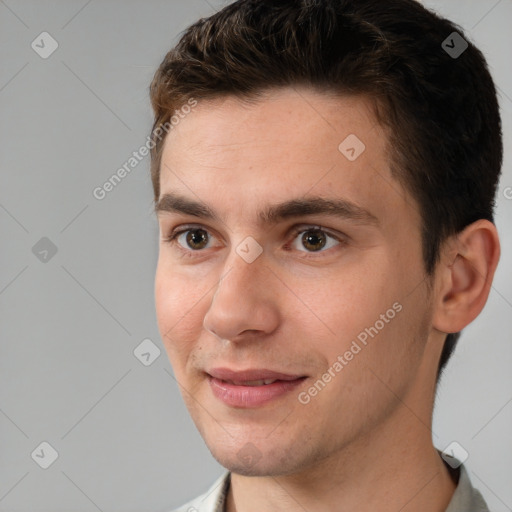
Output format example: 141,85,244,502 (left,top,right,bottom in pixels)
154,87,500,512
